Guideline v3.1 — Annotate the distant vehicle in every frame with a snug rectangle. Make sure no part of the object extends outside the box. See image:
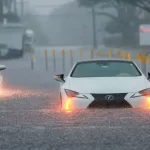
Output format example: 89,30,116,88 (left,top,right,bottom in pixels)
54,59,150,110
0,21,25,58
0,19,34,59
23,29,35,52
